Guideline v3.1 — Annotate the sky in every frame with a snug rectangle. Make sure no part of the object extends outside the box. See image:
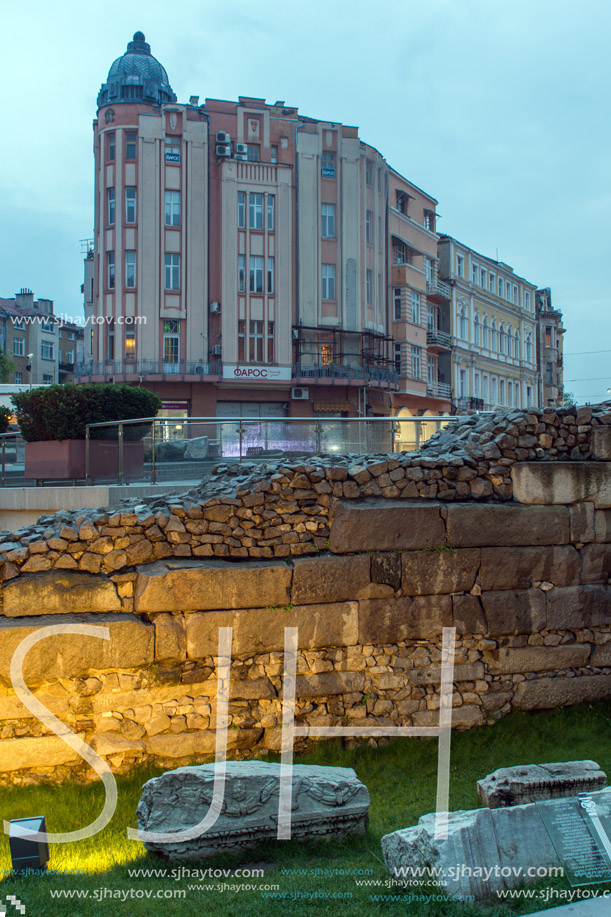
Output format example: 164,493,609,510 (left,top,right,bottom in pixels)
1,0,609,403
